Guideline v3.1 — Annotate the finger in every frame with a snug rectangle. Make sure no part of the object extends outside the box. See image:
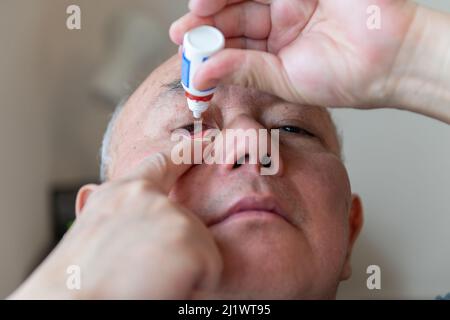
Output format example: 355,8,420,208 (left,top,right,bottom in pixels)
170,13,212,45
170,2,271,45
128,153,190,194
226,37,268,51
188,0,242,17
189,0,272,17
124,138,206,194
194,49,300,103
